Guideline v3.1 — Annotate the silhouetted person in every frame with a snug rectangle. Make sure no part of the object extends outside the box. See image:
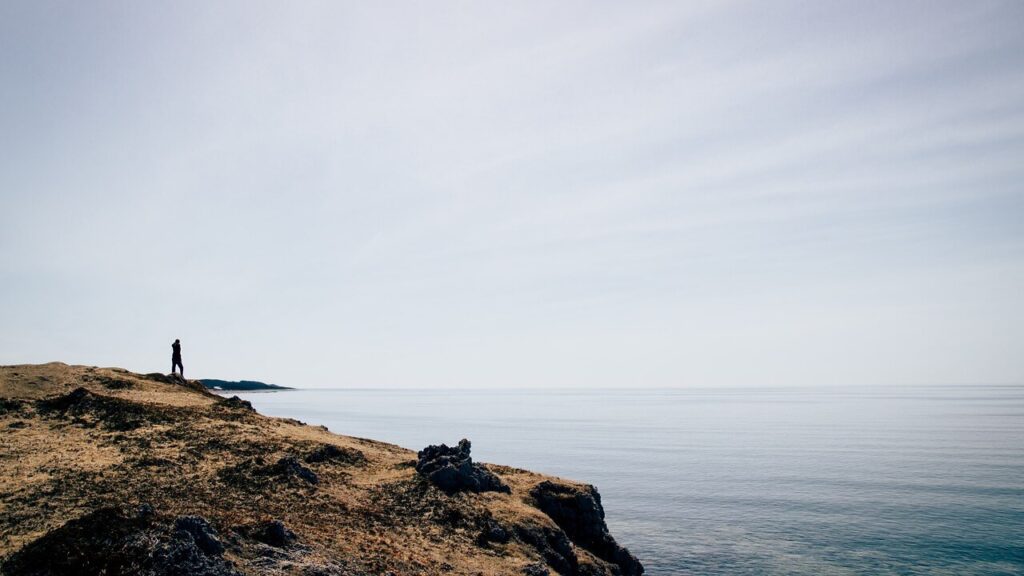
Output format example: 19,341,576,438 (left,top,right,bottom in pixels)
171,339,183,377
